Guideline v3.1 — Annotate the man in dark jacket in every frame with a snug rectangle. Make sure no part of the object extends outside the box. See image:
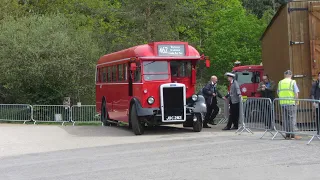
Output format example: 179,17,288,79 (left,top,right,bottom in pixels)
257,74,276,100
311,72,320,135
202,76,223,128
257,74,276,129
